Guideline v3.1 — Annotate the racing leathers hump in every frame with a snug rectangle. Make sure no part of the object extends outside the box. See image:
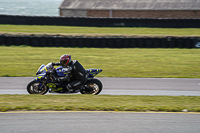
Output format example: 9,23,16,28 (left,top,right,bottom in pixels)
59,60,87,81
